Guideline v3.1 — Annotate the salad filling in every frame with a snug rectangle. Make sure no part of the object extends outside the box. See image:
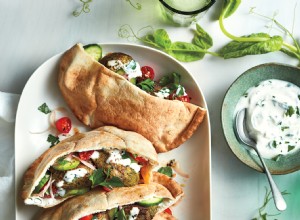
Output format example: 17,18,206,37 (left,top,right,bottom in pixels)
27,149,150,204
79,197,170,220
